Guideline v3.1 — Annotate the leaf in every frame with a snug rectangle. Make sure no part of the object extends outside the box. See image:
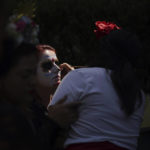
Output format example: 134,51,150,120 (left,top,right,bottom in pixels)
13,0,37,18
